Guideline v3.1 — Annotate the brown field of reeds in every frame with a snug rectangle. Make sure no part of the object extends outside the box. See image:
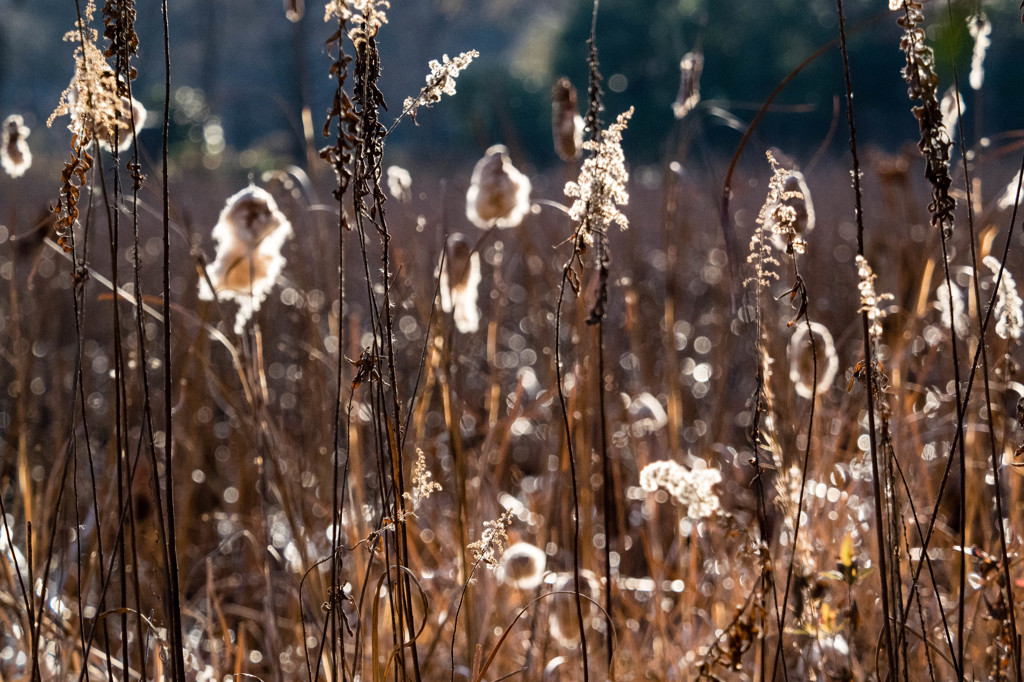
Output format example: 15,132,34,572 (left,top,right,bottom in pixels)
4,1,1024,680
